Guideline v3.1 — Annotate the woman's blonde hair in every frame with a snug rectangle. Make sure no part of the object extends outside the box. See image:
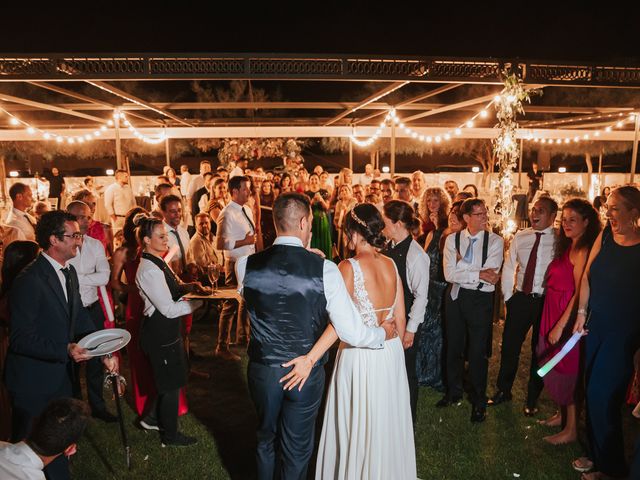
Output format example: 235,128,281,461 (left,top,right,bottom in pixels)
419,187,450,227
